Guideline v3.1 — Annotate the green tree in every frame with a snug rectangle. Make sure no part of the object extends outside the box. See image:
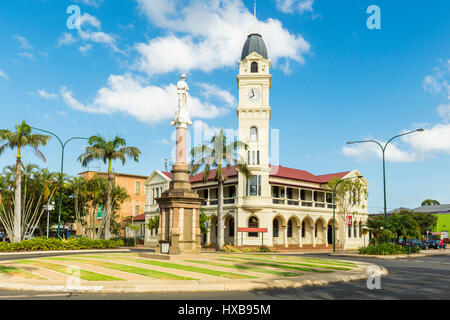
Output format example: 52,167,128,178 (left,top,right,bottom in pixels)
328,177,367,249
190,130,251,251
421,199,440,206
388,212,421,242
78,135,140,239
0,121,51,242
